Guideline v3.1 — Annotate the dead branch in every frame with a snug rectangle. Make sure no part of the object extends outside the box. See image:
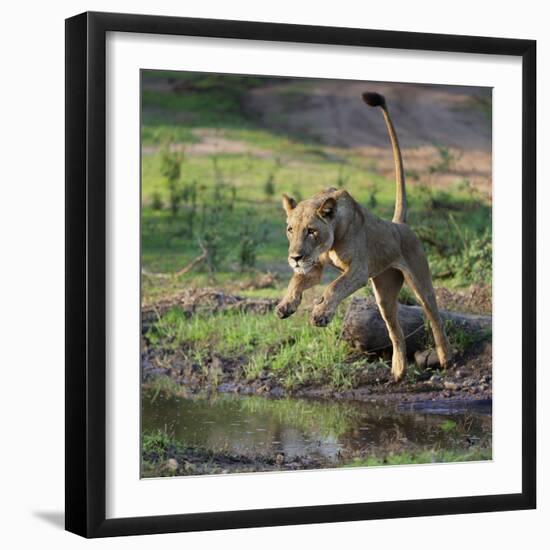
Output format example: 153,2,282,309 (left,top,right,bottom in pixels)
142,240,208,279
